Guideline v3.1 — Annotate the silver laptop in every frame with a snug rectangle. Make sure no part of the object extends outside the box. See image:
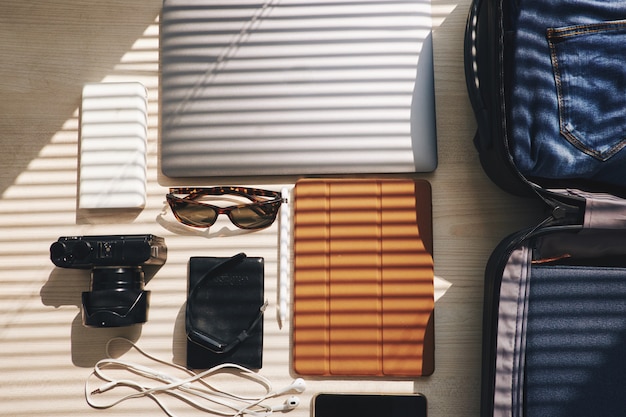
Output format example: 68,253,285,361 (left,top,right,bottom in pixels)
160,0,437,178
